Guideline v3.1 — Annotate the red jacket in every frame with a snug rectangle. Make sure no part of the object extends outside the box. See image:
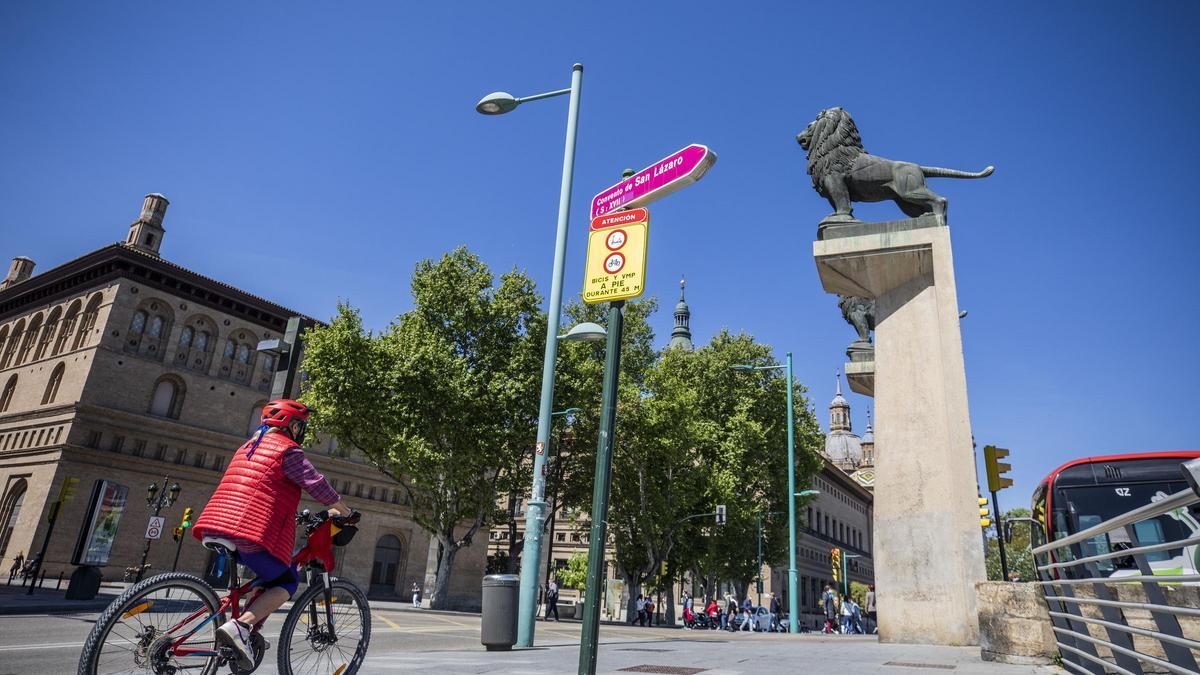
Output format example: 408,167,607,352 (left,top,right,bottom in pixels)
194,432,301,562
